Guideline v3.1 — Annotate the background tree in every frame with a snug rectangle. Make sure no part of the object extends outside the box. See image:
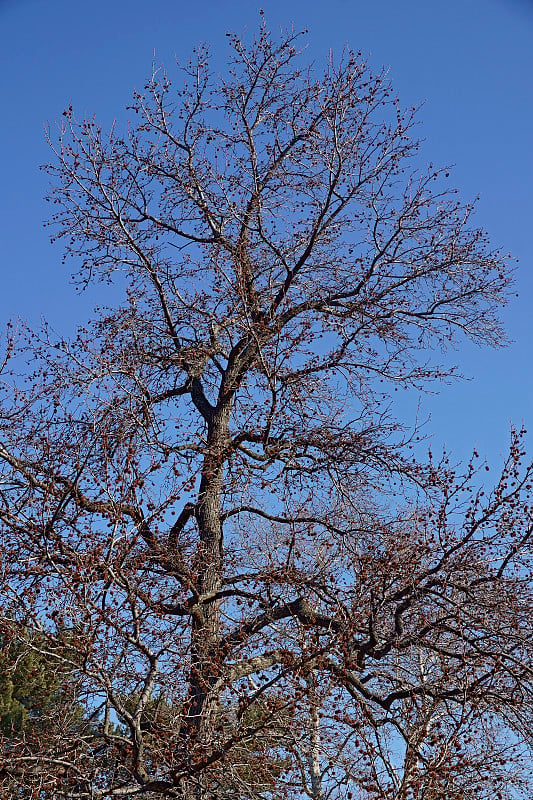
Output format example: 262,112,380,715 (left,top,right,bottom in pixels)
0,19,531,800
0,624,85,798
0,625,82,737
